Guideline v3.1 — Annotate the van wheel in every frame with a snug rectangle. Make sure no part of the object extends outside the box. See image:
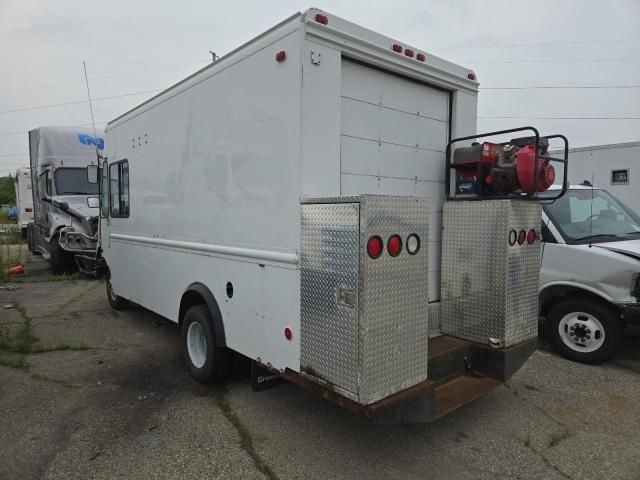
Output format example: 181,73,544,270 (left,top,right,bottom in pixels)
106,274,129,310
182,305,231,383
50,234,77,274
546,298,623,364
